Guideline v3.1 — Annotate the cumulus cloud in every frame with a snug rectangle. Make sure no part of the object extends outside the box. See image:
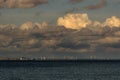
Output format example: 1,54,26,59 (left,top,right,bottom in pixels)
92,21,103,27
0,24,17,30
57,13,120,30
0,22,93,53
0,0,48,8
56,13,120,53
57,13,92,30
103,16,120,28
1,13,120,54
86,0,107,10
20,21,48,31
